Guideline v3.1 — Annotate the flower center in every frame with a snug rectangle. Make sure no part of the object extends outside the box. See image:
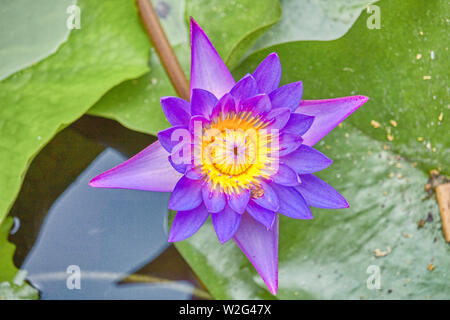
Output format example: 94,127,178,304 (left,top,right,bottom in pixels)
196,110,278,195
